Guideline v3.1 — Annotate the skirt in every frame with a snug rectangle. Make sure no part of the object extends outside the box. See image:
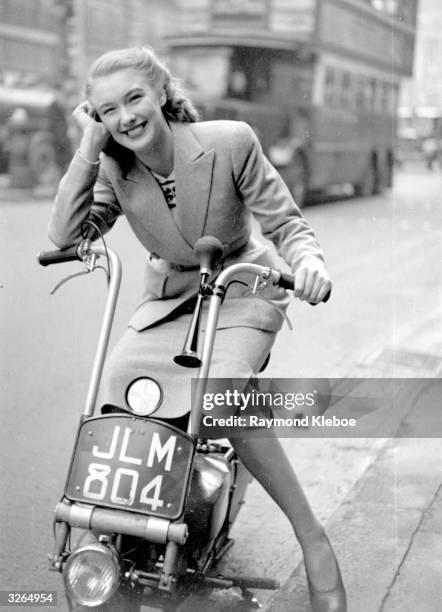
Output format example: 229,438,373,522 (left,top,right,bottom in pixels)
97,311,277,420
